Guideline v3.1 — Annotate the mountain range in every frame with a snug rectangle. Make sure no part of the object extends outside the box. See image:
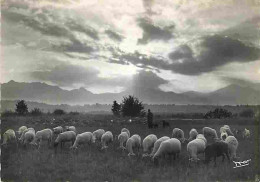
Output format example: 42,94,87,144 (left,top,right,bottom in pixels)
1,80,260,105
